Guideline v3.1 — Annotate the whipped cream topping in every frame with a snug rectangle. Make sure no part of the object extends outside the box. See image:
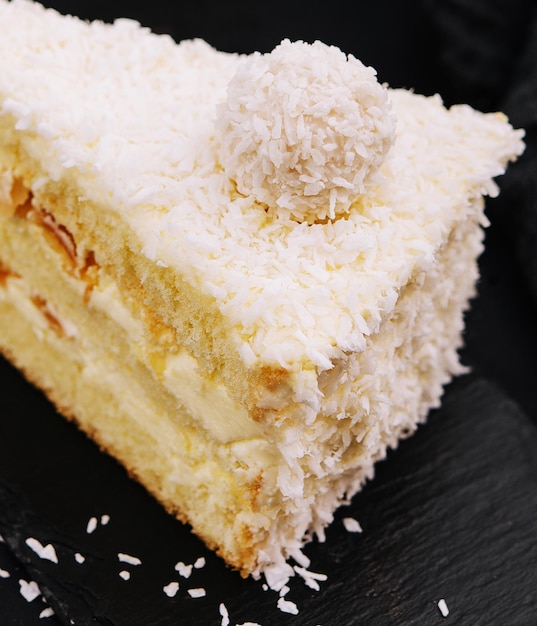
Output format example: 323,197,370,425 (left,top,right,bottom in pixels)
217,39,396,224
